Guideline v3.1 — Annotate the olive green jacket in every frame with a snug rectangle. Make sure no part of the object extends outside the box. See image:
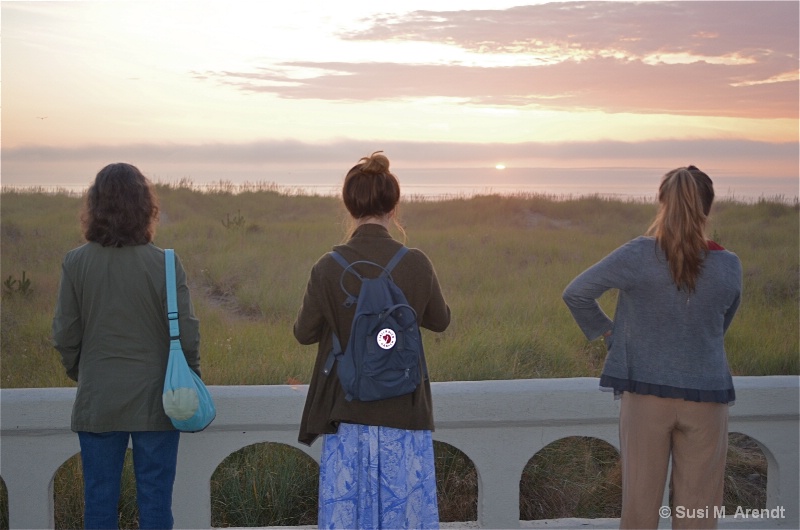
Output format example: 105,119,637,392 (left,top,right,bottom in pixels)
53,242,200,432
294,224,451,445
